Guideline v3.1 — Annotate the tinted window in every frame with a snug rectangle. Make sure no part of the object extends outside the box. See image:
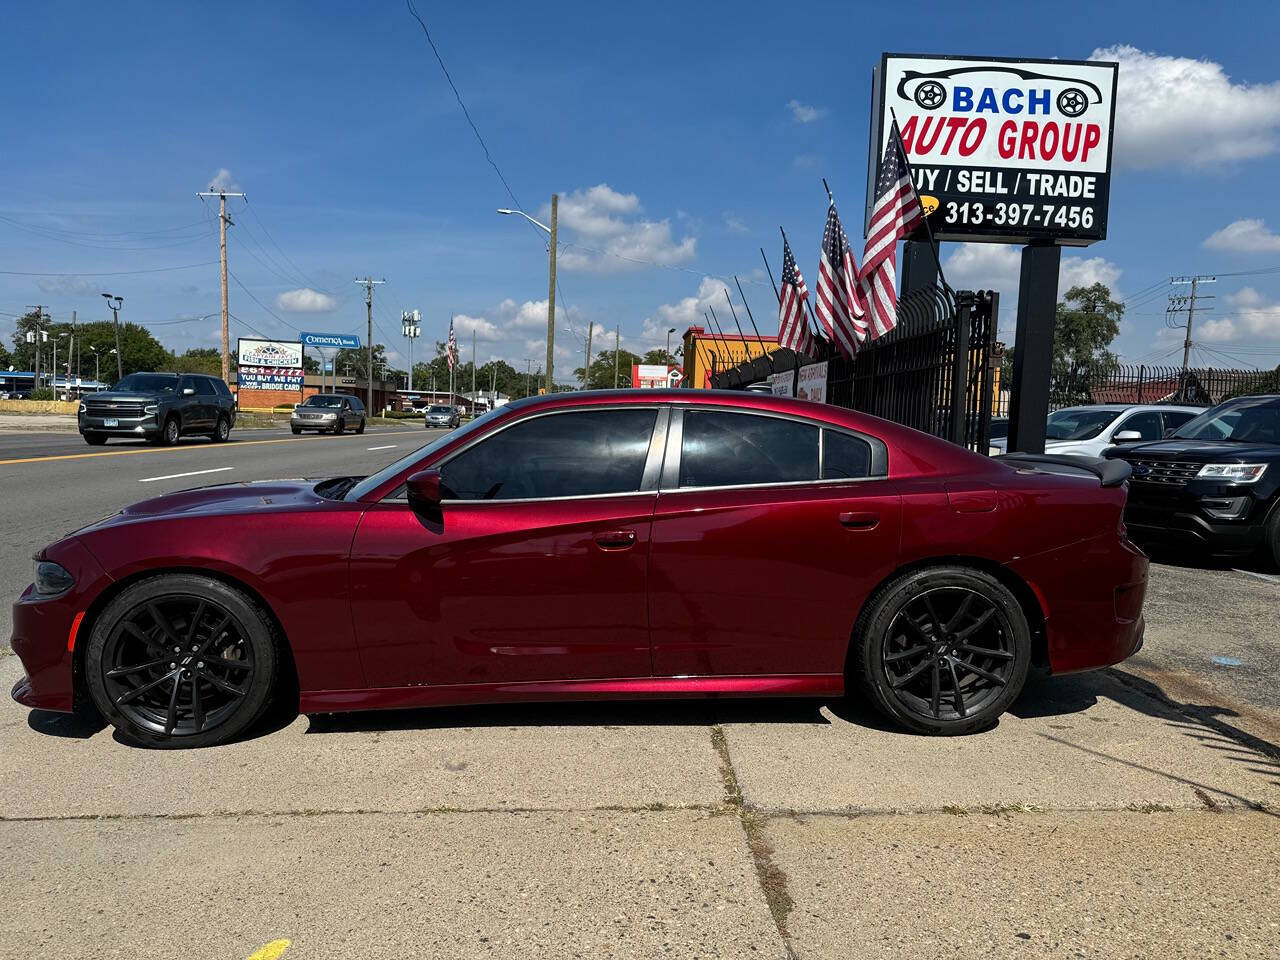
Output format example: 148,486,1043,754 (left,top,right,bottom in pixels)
179,376,199,395
1045,408,1117,441
348,397,364,412
680,411,818,488
196,377,217,397
304,395,345,408
439,409,657,500
112,373,178,393
1116,411,1161,441
211,379,231,397
1174,398,1280,443
822,430,872,479
1161,410,1196,433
